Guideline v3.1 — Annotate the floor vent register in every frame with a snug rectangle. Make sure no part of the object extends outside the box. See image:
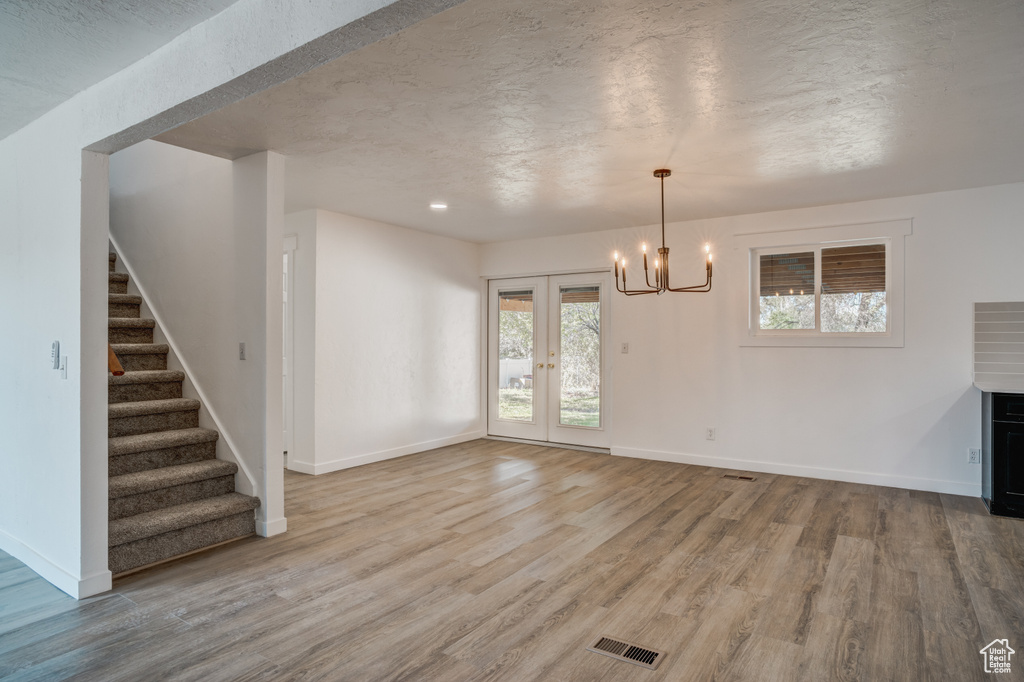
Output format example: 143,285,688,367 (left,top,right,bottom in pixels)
587,636,665,670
